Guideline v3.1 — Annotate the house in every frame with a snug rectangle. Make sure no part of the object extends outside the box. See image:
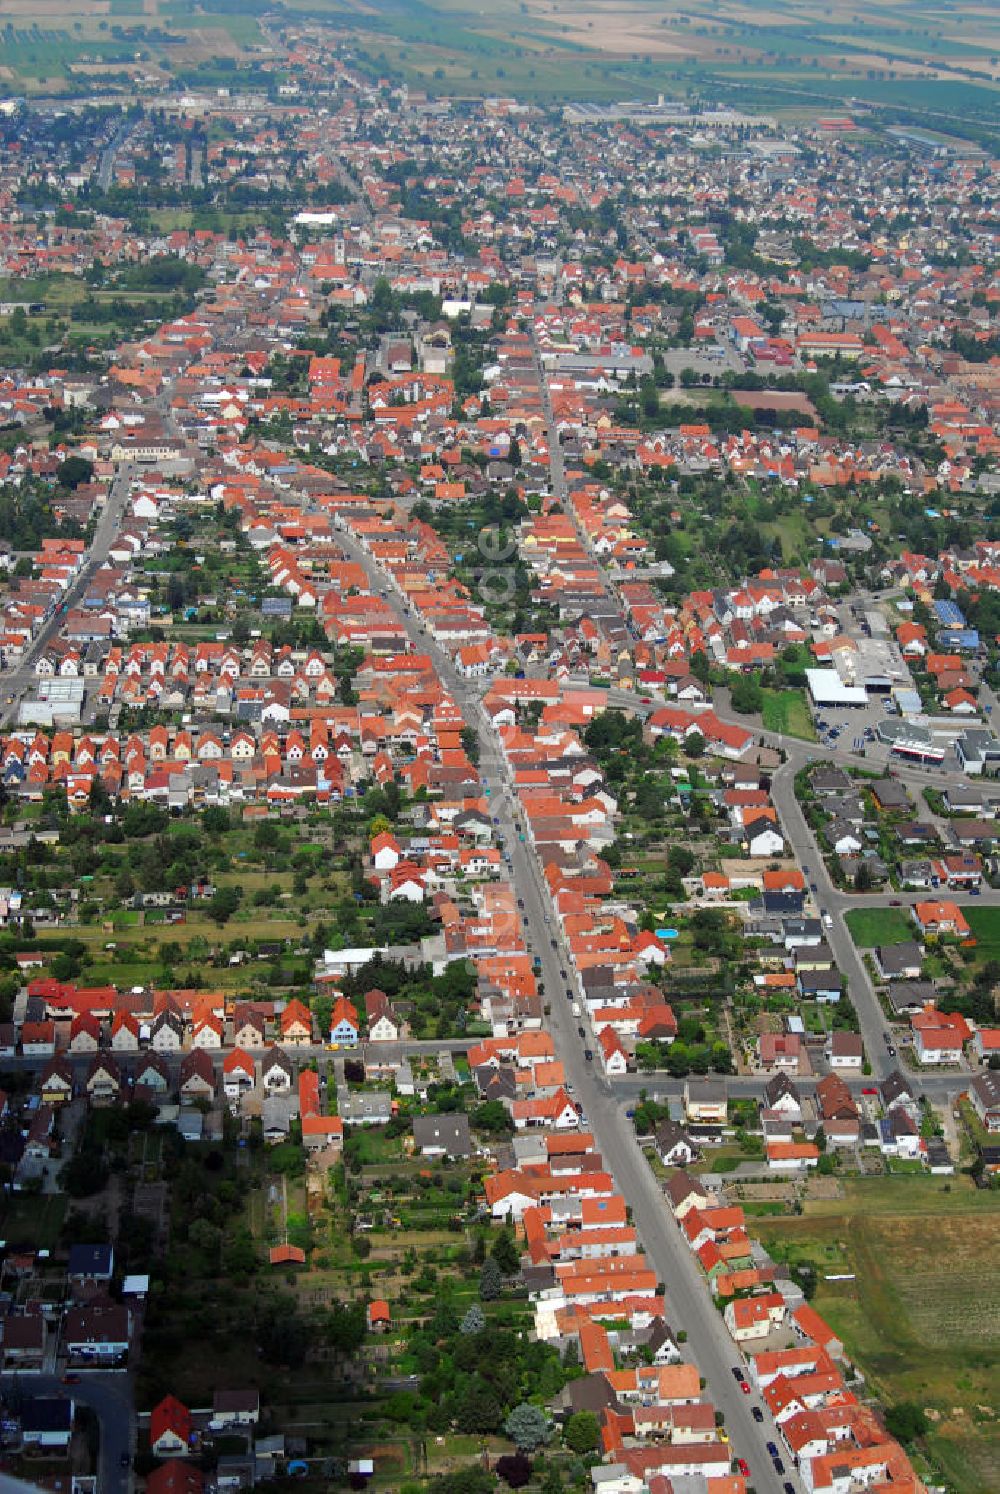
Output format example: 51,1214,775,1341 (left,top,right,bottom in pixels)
85,1053,122,1106
63,1299,131,1363
654,1120,698,1168
825,1032,863,1071
262,1092,296,1144
969,1070,1000,1132
150,1394,194,1458
1,1313,46,1371
745,816,784,858
872,941,924,981
972,1028,1000,1064
763,1073,802,1117
269,1243,306,1266
261,1047,294,1091
67,1243,114,1282
911,1011,967,1064
21,1396,74,1452
151,1009,185,1052
366,988,400,1042
39,1056,73,1106
279,997,313,1046
664,1170,710,1219
683,1078,727,1123
599,1026,630,1076
912,900,970,938
339,1091,393,1126
209,1390,260,1431
329,995,360,1048
412,1113,472,1159
367,1299,391,1332
815,1074,859,1145
222,1048,256,1097
179,1048,216,1102
758,1032,801,1072
135,1053,170,1093
724,1292,786,1342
